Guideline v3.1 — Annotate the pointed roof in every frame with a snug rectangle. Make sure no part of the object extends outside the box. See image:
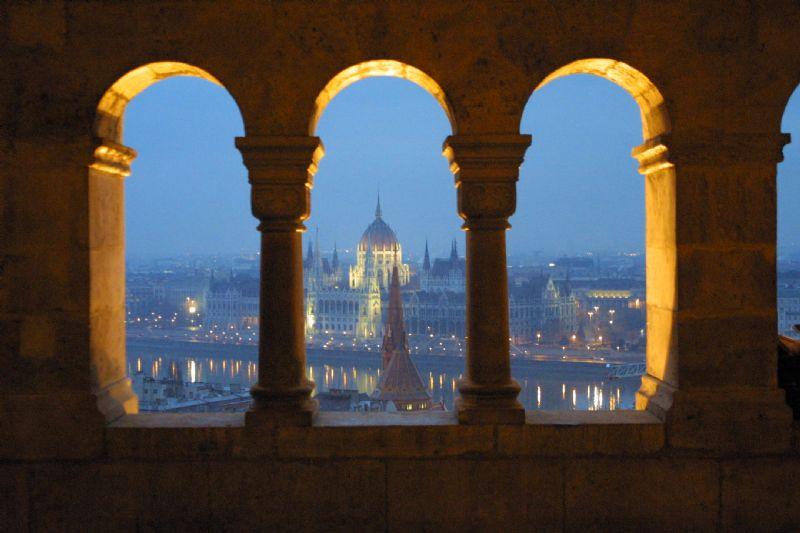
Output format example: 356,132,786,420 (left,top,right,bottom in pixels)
375,192,382,219
371,346,432,404
372,266,431,405
381,265,407,367
423,240,431,271
450,238,459,262
332,241,339,270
